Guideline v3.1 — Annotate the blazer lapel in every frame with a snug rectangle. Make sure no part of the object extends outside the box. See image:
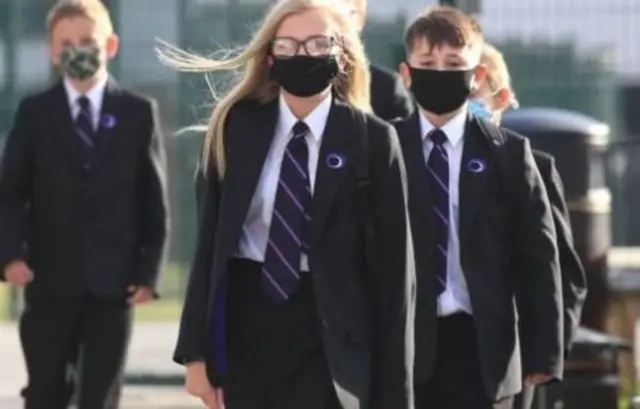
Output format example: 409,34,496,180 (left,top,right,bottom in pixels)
459,115,492,242
309,100,352,246
216,98,279,263
50,82,84,169
92,77,122,156
400,112,431,215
